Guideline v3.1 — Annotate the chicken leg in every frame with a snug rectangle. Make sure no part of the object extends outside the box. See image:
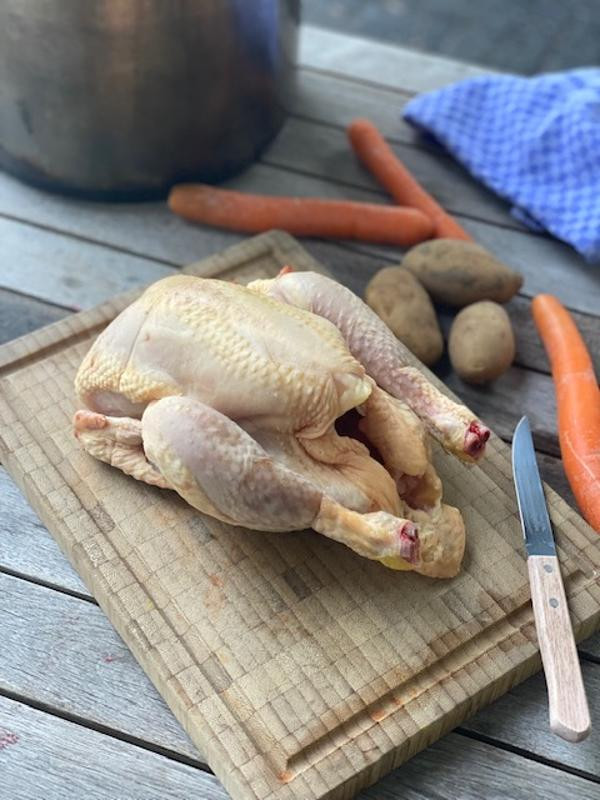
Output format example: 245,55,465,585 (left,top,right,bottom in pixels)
358,384,442,509
74,396,462,575
248,271,490,462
